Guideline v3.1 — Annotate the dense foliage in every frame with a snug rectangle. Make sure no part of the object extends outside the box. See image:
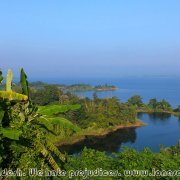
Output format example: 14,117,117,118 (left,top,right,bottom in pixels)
77,97,137,128
0,69,66,177
37,104,81,136
127,95,143,107
127,96,176,113
31,85,62,105
32,90,137,129
64,145,180,179
148,98,172,111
